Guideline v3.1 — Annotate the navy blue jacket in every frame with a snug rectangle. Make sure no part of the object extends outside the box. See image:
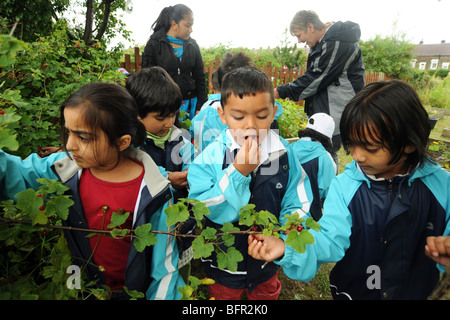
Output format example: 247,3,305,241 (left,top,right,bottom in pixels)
274,159,449,300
